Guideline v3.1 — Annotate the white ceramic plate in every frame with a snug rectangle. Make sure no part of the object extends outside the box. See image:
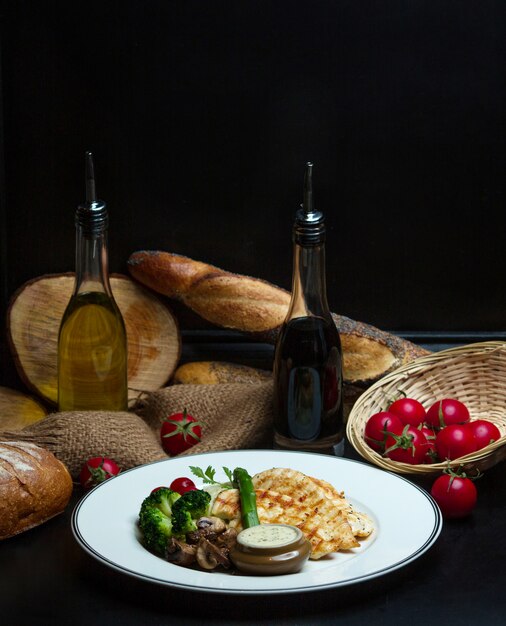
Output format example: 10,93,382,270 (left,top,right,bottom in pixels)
72,449,442,595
